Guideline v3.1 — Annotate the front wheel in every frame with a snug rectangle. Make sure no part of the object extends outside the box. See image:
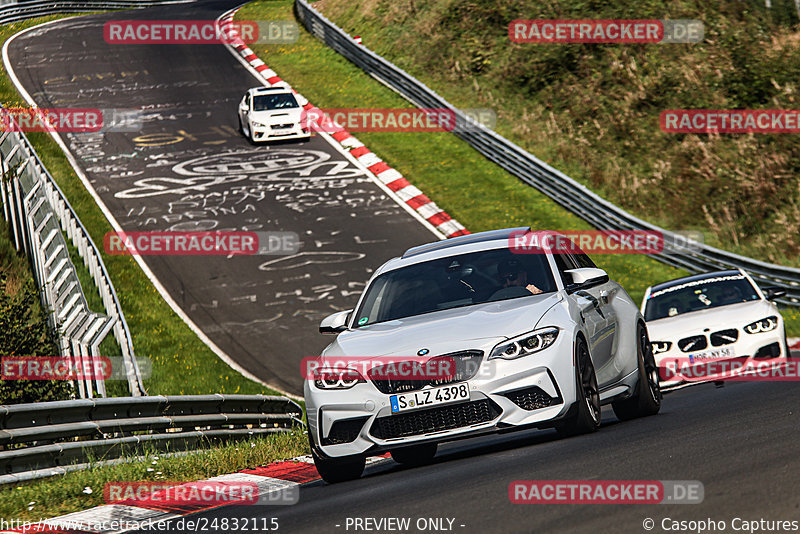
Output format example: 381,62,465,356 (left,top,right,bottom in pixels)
554,337,601,436
308,431,365,483
311,446,365,483
612,322,662,421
